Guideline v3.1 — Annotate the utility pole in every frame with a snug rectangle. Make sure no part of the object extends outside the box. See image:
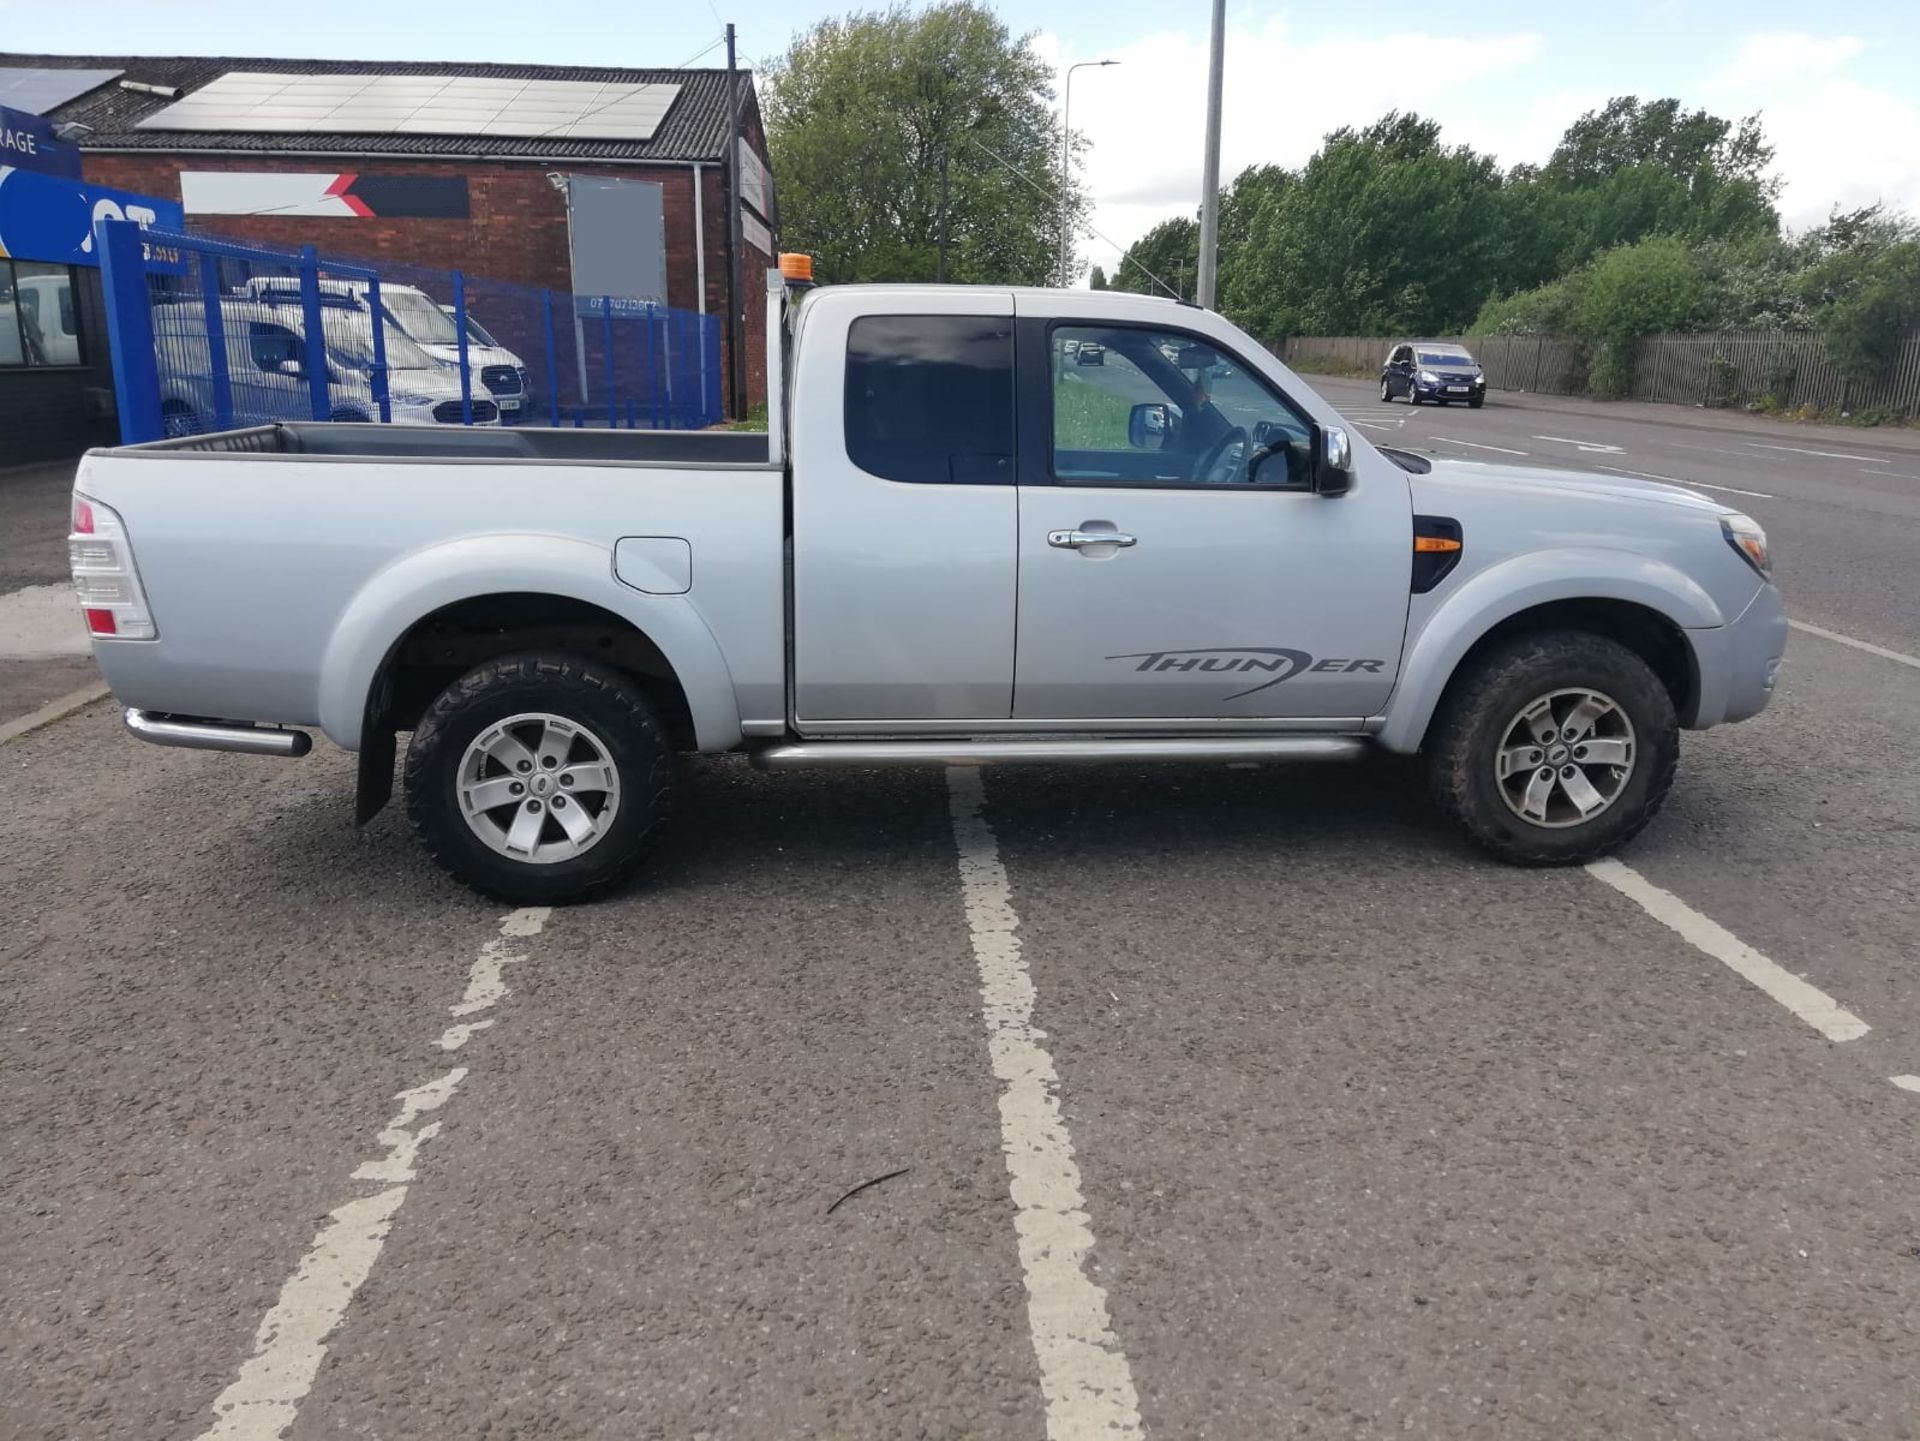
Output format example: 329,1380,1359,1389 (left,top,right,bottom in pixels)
724,22,747,419
1195,0,1225,308
937,148,950,283
1060,59,1119,288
